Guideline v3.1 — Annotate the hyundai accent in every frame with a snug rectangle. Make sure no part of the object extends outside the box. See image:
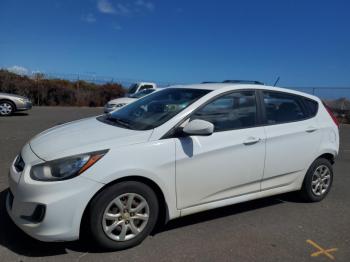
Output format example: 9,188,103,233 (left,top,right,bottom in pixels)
6,83,339,250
